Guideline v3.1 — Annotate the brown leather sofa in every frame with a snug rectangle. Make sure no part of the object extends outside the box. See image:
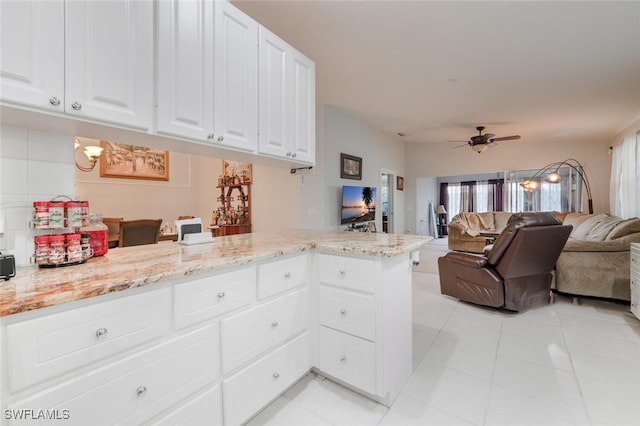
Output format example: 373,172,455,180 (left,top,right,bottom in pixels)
438,212,572,311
